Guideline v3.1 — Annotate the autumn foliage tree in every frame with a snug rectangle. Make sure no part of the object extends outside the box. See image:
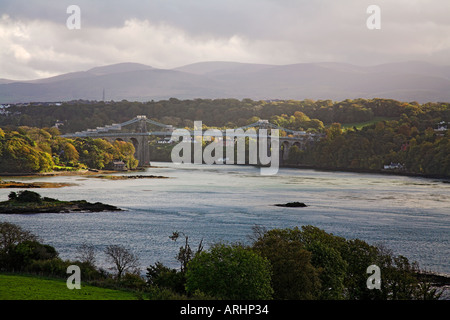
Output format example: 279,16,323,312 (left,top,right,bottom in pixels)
0,127,139,173
0,129,54,173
